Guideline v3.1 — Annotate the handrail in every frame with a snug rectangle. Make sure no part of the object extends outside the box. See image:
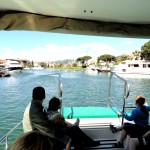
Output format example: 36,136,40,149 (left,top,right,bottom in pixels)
67,107,74,119
0,121,22,150
47,73,62,98
108,72,130,125
48,73,63,113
